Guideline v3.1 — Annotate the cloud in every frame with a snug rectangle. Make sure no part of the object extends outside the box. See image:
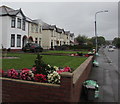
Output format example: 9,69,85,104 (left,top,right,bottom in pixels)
1,2,118,40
